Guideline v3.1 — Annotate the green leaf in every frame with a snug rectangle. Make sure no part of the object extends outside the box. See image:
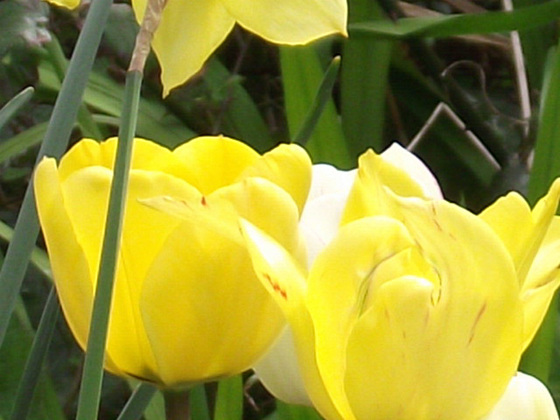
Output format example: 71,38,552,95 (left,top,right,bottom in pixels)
0,87,34,132
117,382,157,420
38,60,195,148
350,1,560,39
213,376,243,420
274,401,322,420
0,122,49,165
341,0,393,156
190,384,211,420
202,59,275,153
521,44,560,383
0,297,64,420
281,44,351,168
